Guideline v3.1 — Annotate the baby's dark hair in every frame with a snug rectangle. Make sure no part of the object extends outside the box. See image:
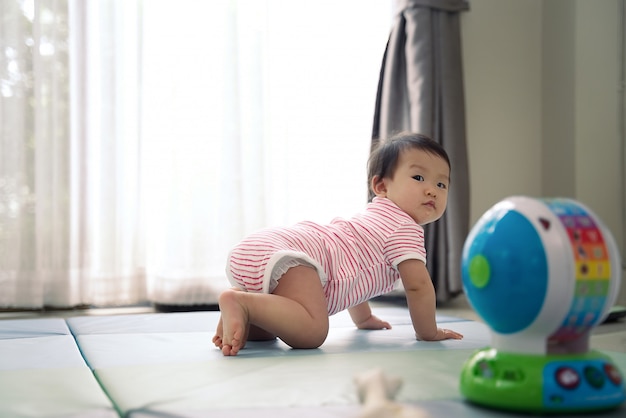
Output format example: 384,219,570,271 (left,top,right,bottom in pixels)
367,132,451,199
